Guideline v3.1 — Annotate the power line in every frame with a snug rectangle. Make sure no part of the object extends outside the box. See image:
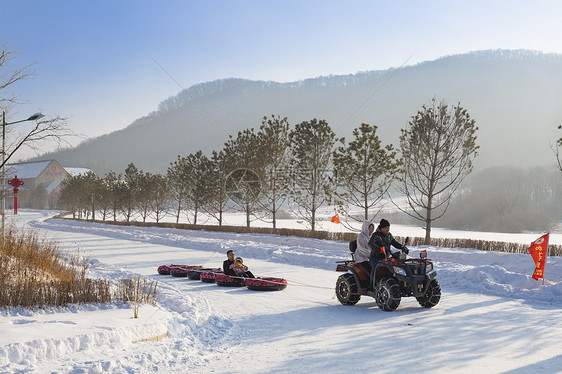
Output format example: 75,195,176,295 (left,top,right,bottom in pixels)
148,54,232,137
334,53,416,133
